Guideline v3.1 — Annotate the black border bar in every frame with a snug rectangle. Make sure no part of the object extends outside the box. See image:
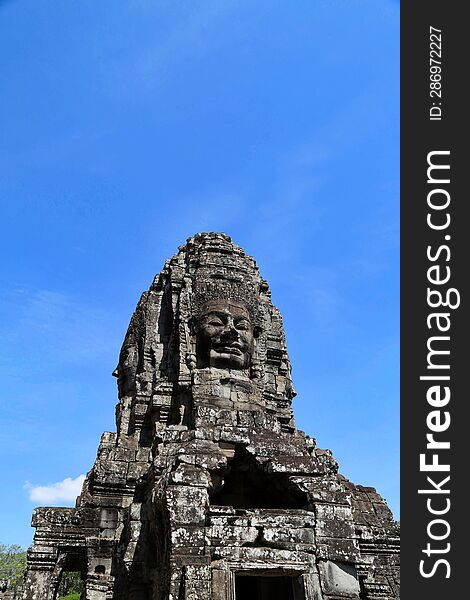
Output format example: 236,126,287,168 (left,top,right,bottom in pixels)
401,4,466,598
